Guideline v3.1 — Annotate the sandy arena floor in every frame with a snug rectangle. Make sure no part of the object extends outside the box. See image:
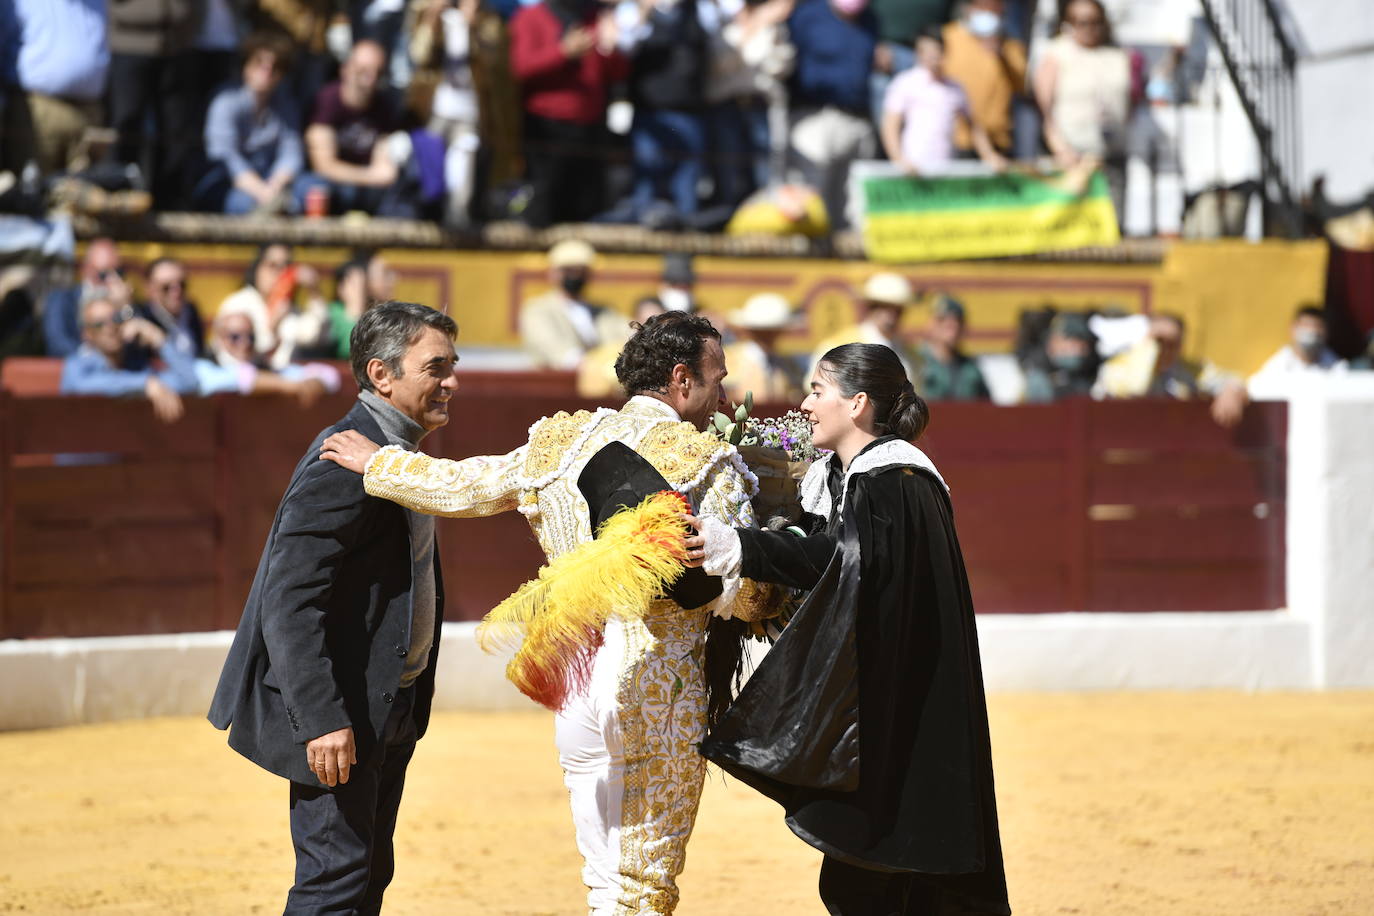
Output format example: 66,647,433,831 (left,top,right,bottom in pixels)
2,691,1372,915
